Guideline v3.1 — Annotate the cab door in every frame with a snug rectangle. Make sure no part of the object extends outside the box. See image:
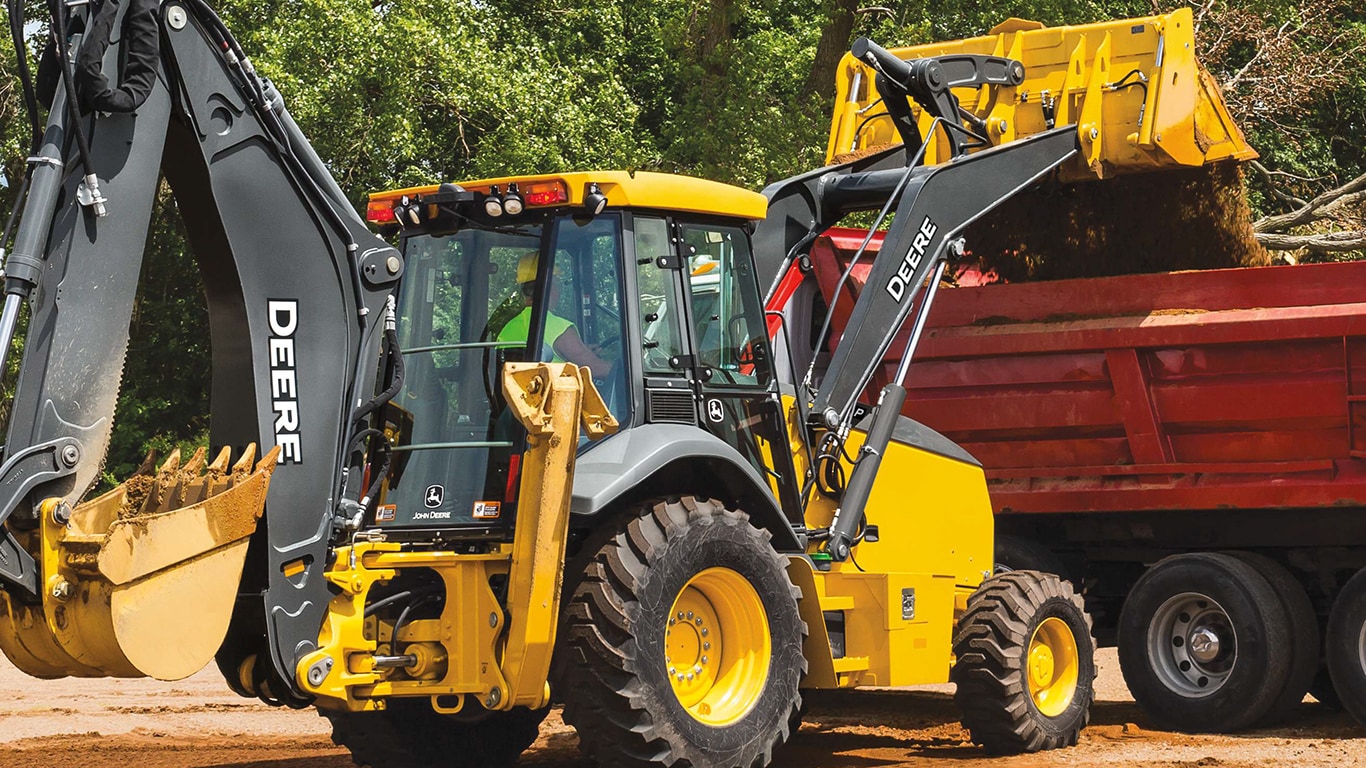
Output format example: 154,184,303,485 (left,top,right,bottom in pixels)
676,221,801,516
